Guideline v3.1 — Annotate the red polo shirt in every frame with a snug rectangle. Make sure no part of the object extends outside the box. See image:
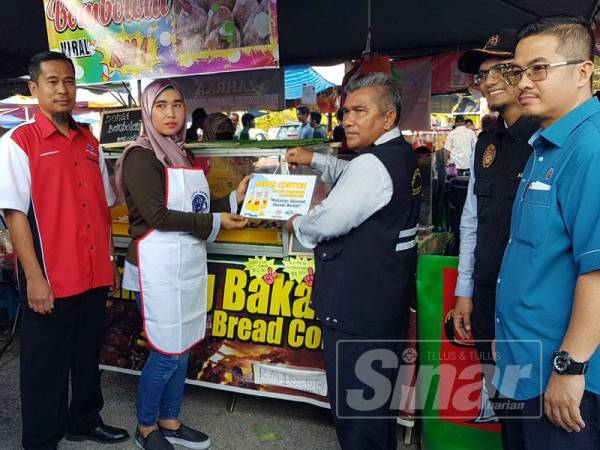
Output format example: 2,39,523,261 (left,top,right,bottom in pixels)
0,112,115,298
